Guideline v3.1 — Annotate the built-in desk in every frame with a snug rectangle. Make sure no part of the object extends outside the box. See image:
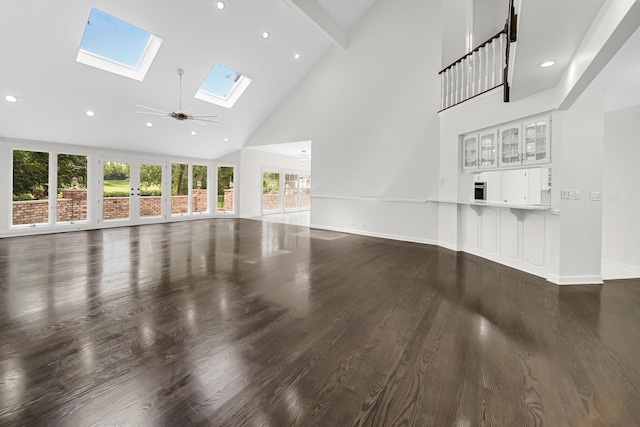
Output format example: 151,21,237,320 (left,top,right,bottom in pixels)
429,198,557,278
428,198,559,214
